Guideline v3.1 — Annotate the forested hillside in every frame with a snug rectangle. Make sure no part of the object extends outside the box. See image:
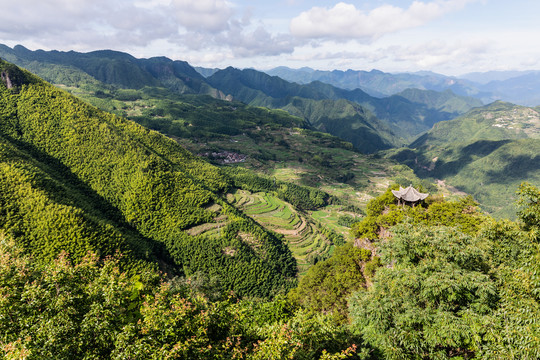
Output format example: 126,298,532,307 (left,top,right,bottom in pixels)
411,101,540,147
0,44,222,98
3,178,540,359
0,59,298,298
